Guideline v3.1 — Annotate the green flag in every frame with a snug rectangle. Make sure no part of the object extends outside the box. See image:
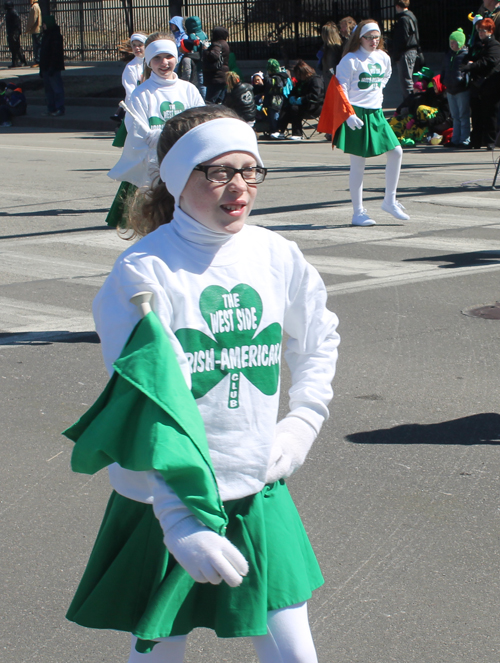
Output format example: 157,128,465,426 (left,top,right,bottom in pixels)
63,311,228,535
